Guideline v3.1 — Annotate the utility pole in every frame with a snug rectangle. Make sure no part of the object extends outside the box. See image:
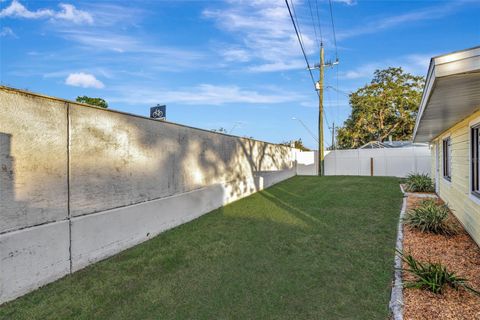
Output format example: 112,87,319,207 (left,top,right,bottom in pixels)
318,45,325,176
310,43,338,176
330,122,335,150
